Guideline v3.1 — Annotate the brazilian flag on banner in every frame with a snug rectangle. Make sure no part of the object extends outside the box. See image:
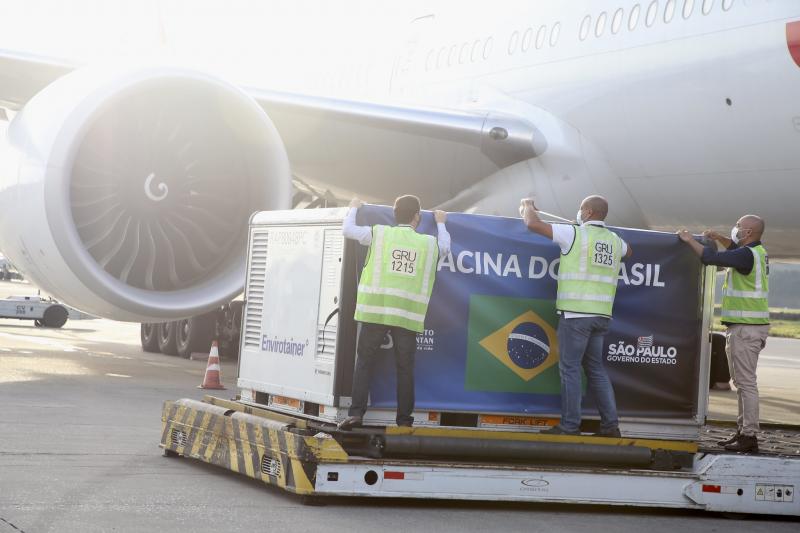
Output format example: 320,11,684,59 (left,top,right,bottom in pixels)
466,295,562,394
